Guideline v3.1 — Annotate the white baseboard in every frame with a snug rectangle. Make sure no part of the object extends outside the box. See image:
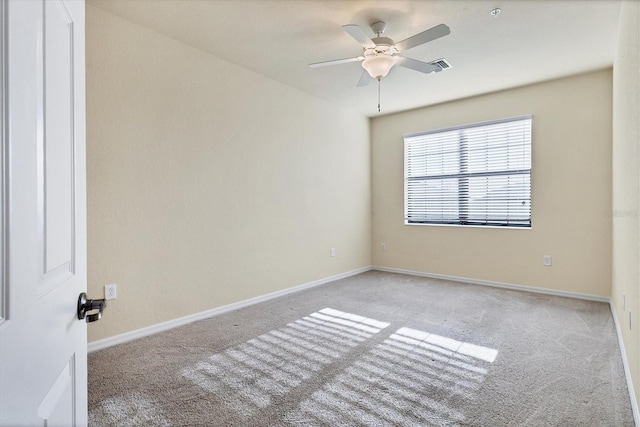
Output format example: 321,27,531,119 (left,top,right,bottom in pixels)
372,266,610,302
91,265,608,353
610,302,640,426
88,266,372,353
90,265,610,352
